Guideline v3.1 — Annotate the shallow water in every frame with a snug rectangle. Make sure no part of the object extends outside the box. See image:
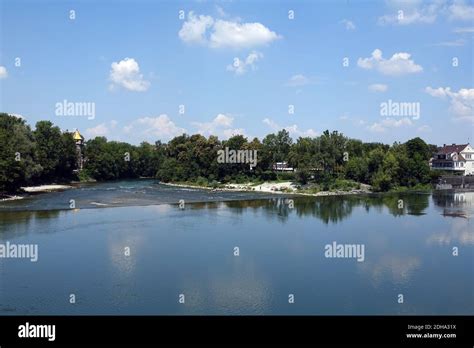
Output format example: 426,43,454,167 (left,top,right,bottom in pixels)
0,180,284,211
0,180,472,315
